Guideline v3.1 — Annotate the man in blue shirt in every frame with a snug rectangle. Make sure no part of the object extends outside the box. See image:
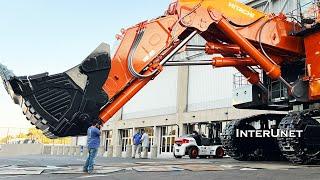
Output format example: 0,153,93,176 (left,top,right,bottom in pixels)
83,119,102,174
132,130,142,158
